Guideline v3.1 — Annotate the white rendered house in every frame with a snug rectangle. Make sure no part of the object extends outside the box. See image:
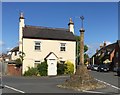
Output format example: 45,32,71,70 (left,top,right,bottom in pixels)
17,13,76,75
